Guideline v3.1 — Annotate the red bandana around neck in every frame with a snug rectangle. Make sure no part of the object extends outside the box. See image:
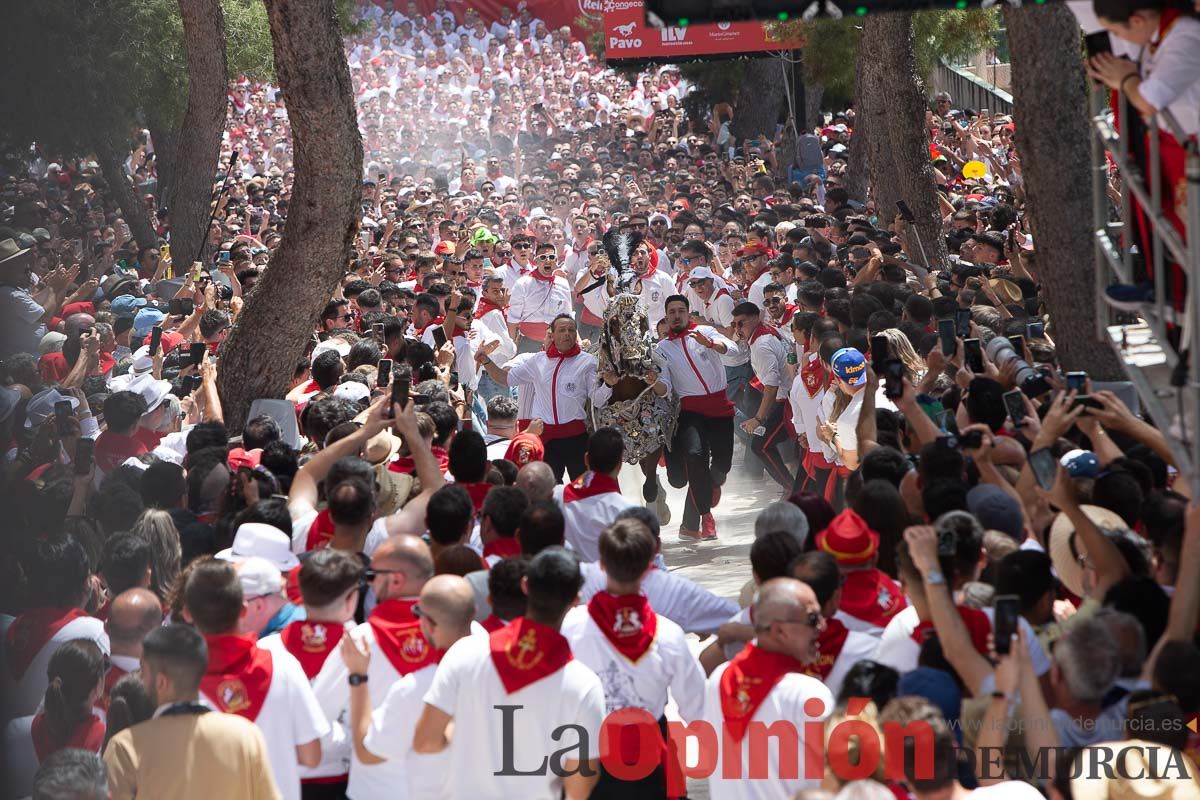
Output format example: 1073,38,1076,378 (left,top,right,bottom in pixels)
300,379,322,395
305,508,335,552
31,712,105,761
280,620,346,680
720,643,808,742
545,342,581,359
665,322,698,340
838,568,907,628
201,633,274,721
749,323,783,344
475,299,509,321
388,447,450,474
587,592,657,662
562,471,620,503
5,607,88,681
911,605,992,657
489,617,573,694
483,536,522,562
417,315,445,336
367,598,441,675
802,617,850,682
801,354,827,398
461,481,493,513
481,614,507,632
529,268,556,283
